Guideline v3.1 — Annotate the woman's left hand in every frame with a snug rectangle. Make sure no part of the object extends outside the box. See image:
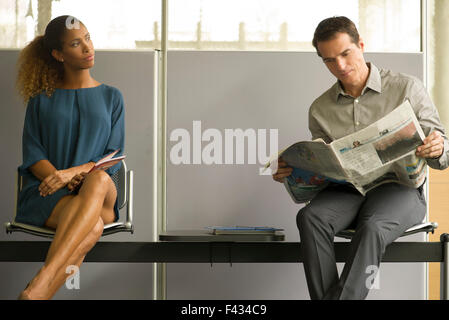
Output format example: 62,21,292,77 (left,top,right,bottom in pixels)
68,172,88,193
39,169,75,197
